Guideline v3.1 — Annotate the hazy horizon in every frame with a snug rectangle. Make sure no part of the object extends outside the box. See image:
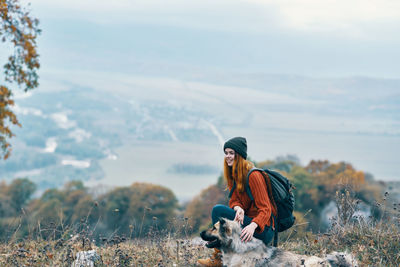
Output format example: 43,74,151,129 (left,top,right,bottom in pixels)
1,0,399,201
